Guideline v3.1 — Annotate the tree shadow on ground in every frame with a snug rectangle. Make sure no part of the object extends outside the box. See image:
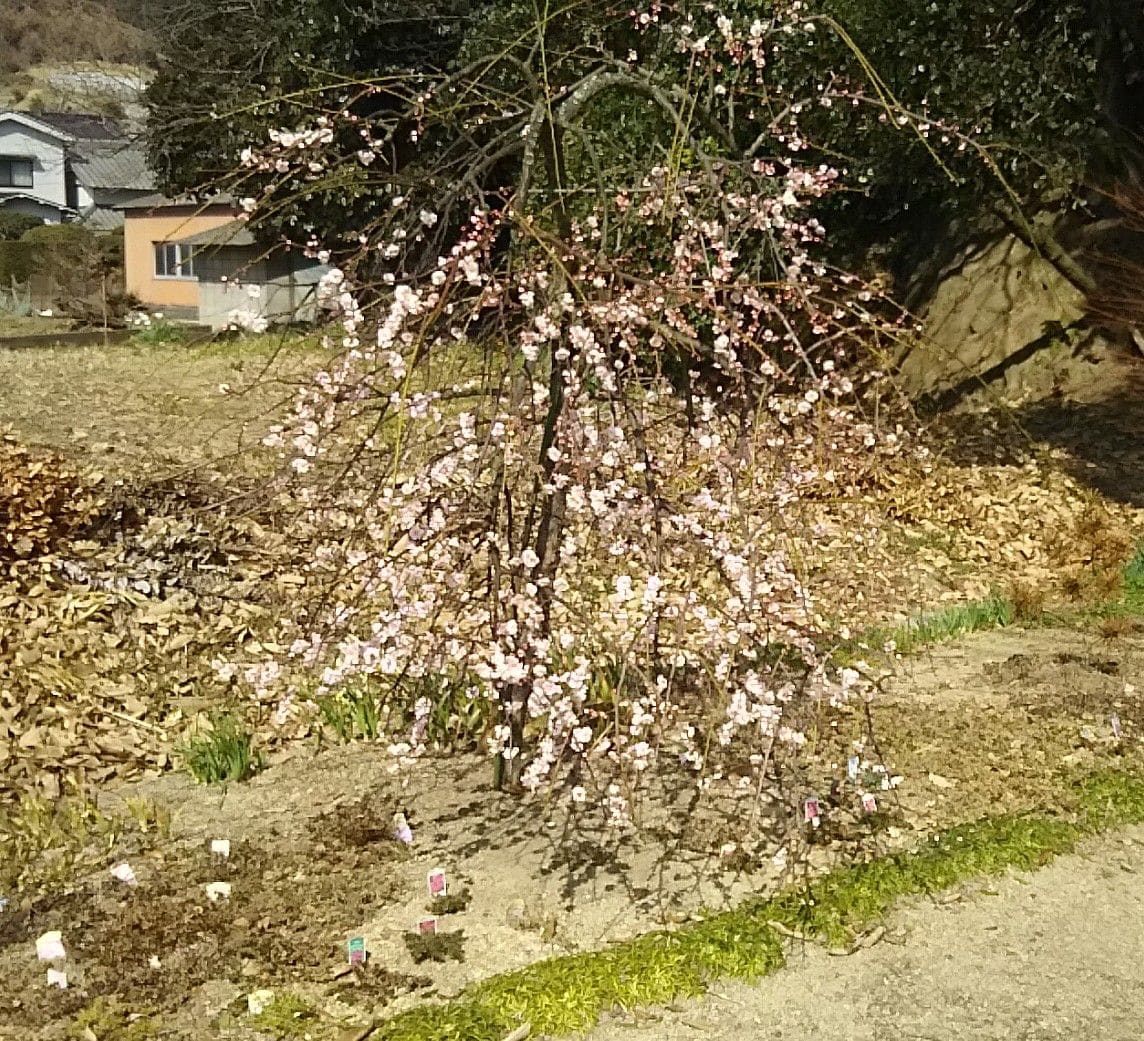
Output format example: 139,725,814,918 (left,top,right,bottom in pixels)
932,358,1144,508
